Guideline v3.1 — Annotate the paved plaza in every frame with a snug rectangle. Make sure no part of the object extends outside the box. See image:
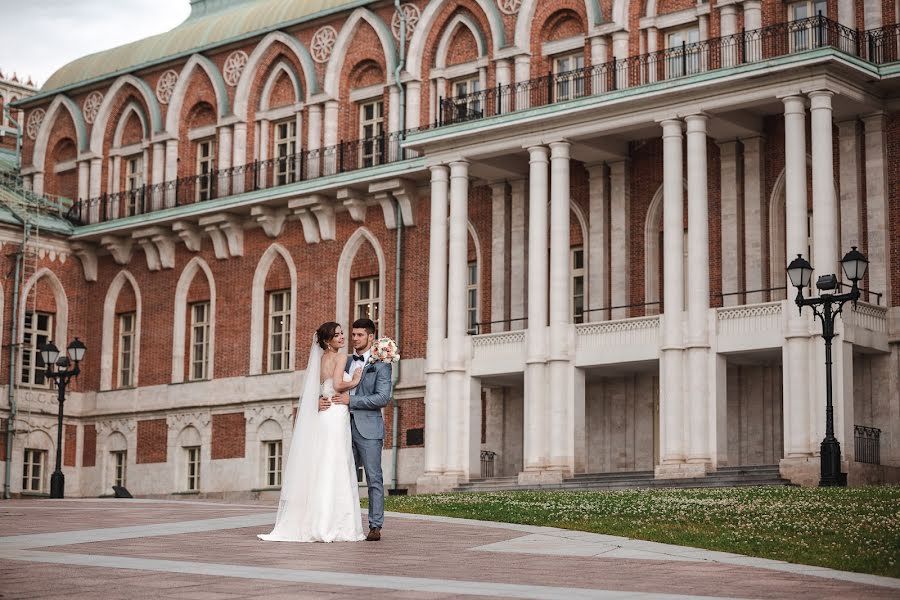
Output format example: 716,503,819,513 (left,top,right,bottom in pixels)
0,498,898,599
